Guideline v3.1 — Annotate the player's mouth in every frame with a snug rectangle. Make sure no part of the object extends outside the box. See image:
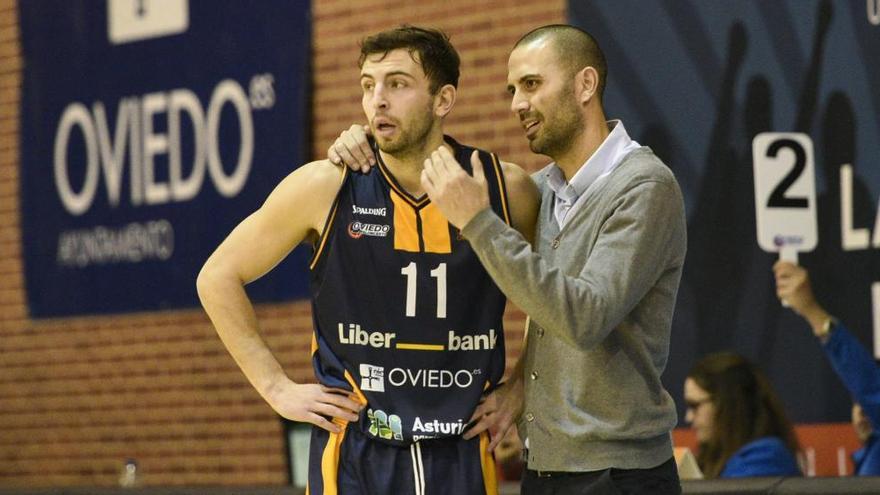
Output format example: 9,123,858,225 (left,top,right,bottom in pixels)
373,117,398,138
